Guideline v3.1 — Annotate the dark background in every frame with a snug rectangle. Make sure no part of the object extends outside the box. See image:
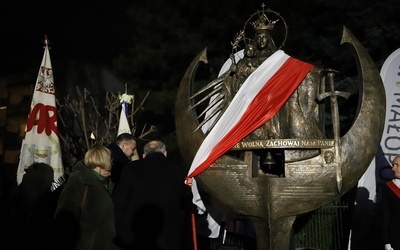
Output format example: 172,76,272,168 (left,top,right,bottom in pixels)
1,0,399,165
1,2,398,248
